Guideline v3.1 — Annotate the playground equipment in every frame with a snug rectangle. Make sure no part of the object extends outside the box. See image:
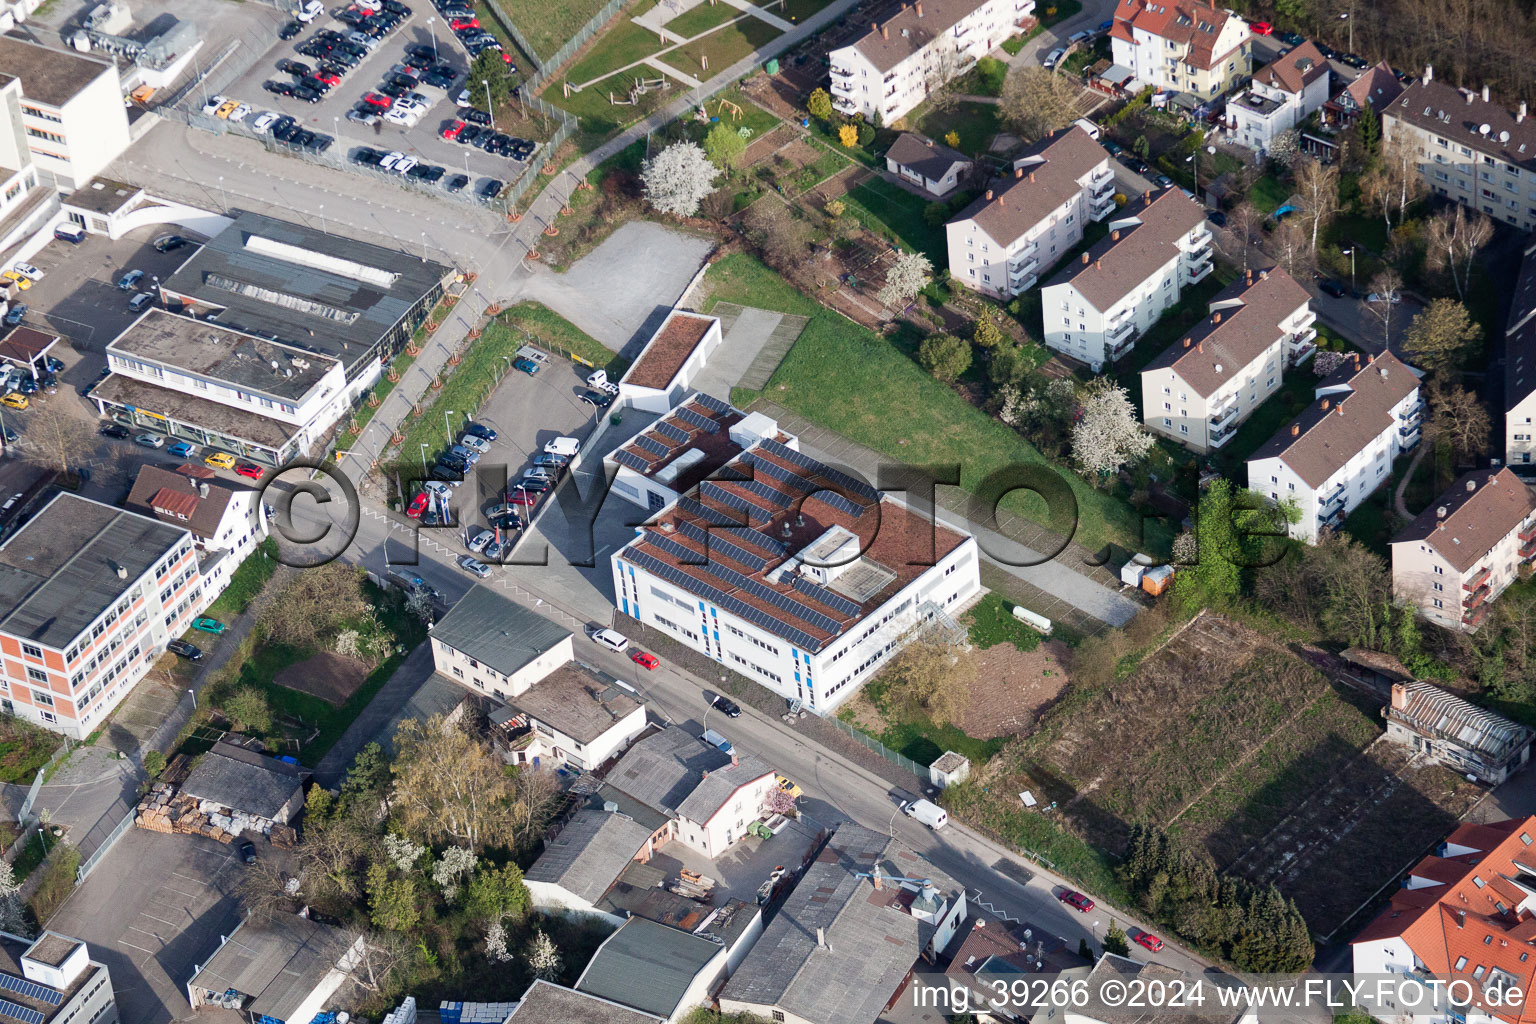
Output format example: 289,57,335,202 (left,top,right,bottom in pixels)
715,97,743,120
610,76,671,105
